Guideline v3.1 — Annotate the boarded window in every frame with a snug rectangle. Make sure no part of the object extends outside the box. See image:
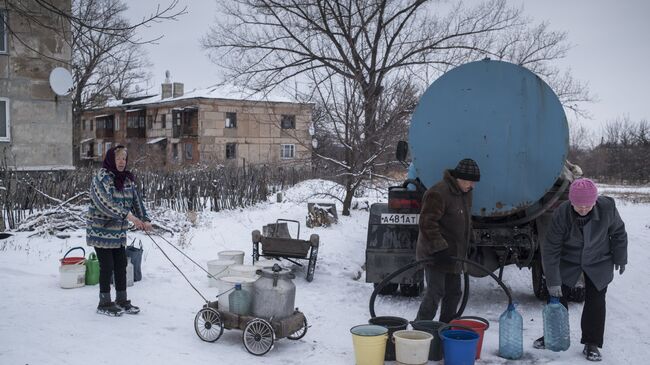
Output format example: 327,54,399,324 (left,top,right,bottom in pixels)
226,143,236,159
280,144,295,159
225,112,237,128
0,98,9,141
281,114,296,129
